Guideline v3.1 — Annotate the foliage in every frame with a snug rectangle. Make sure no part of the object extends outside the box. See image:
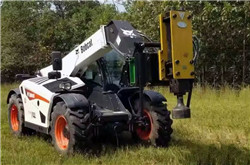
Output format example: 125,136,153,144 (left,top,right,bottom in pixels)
1,2,45,81
124,1,250,87
1,1,250,87
1,1,118,82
